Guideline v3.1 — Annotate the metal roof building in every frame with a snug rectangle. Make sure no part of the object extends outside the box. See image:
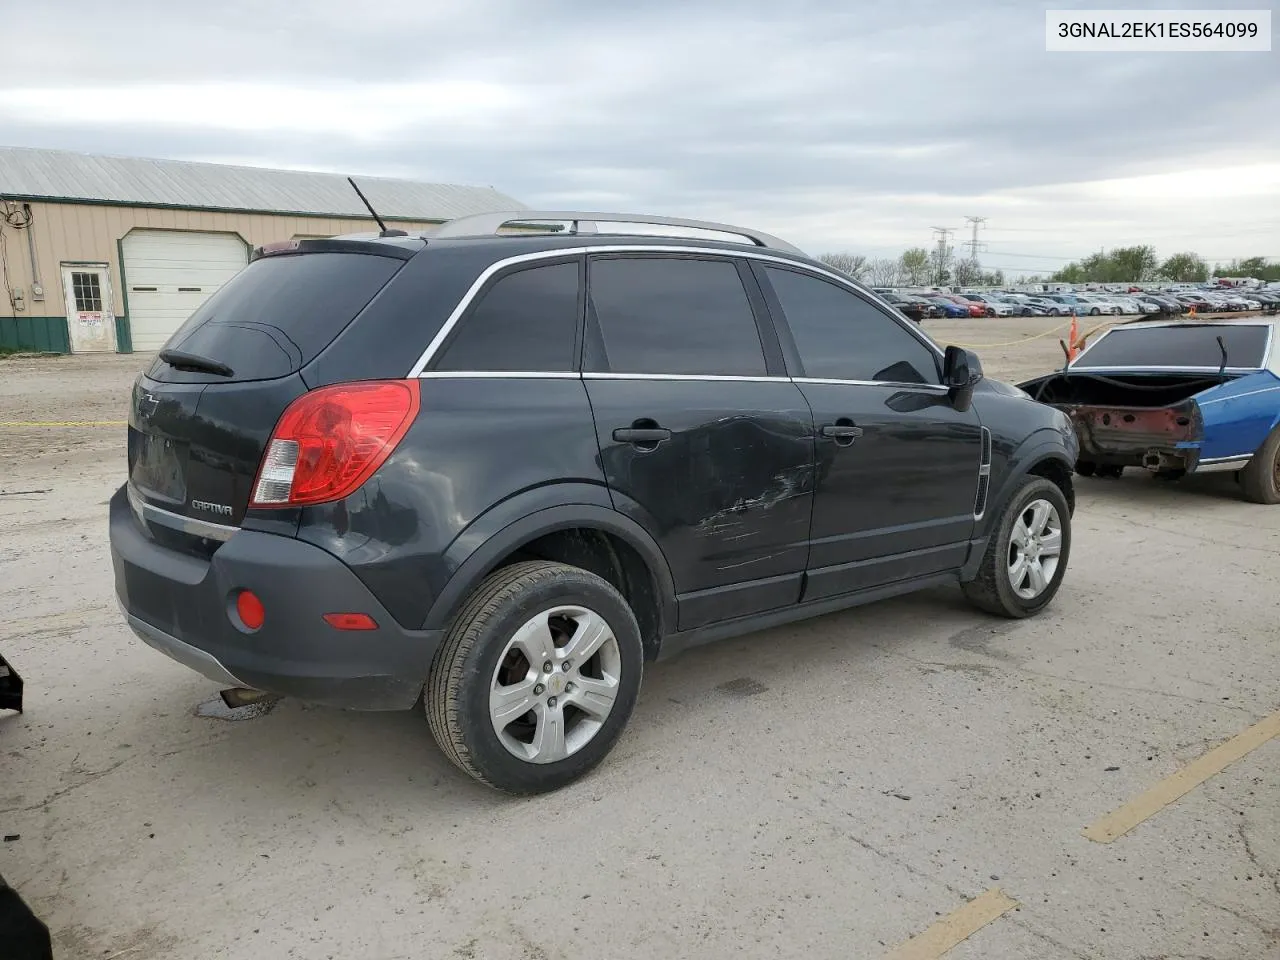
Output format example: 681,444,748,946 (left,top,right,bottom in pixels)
0,147,526,354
